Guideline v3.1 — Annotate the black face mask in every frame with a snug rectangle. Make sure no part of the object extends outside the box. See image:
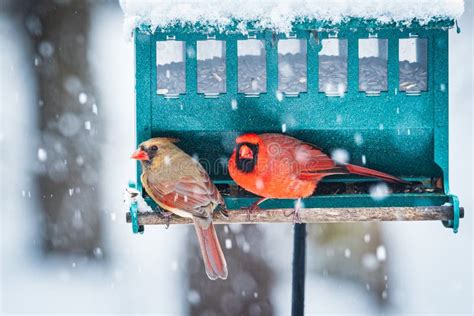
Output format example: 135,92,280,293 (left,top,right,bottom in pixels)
235,143,259,173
